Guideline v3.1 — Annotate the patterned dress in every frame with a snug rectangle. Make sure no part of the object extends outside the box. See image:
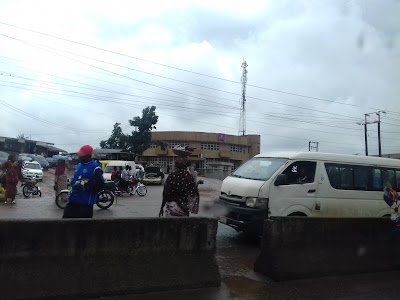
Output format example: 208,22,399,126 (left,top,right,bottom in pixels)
1,160,19,200
162,167,197,216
